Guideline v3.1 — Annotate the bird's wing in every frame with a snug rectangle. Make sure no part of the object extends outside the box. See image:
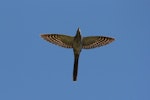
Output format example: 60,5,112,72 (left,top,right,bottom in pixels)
41,34,74,48
82,36,115,49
